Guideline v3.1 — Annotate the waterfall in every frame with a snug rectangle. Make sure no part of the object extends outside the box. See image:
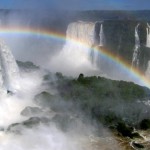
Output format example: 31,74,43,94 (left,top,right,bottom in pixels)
66,21,95,47
145,60,150,78
146,23,150,48
131,24,140,68
65,21,96,64
0,40,20,93
99,23,105,46
49,21,99,76
0,60,6,94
